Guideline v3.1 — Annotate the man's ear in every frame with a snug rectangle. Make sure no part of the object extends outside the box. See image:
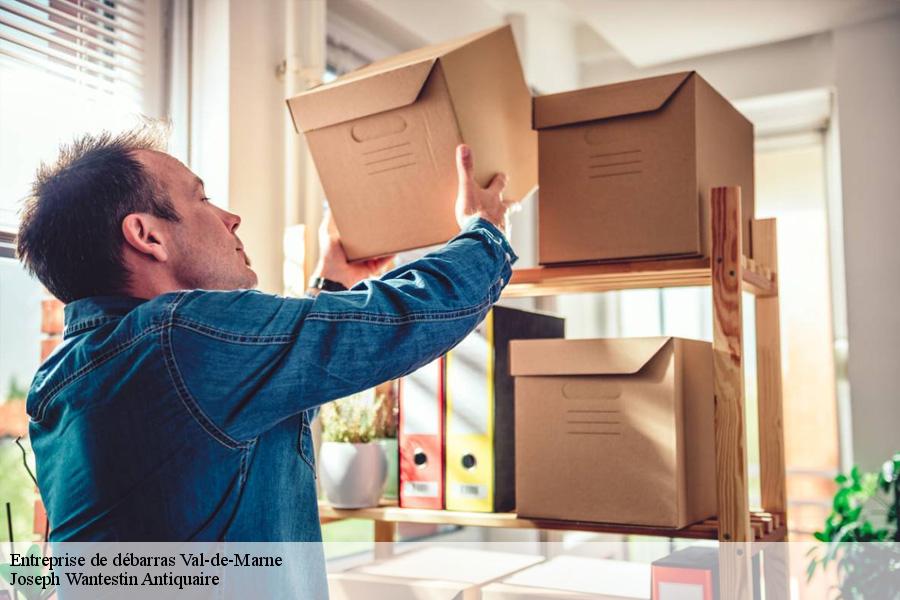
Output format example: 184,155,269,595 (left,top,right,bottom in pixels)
122,213,169,262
